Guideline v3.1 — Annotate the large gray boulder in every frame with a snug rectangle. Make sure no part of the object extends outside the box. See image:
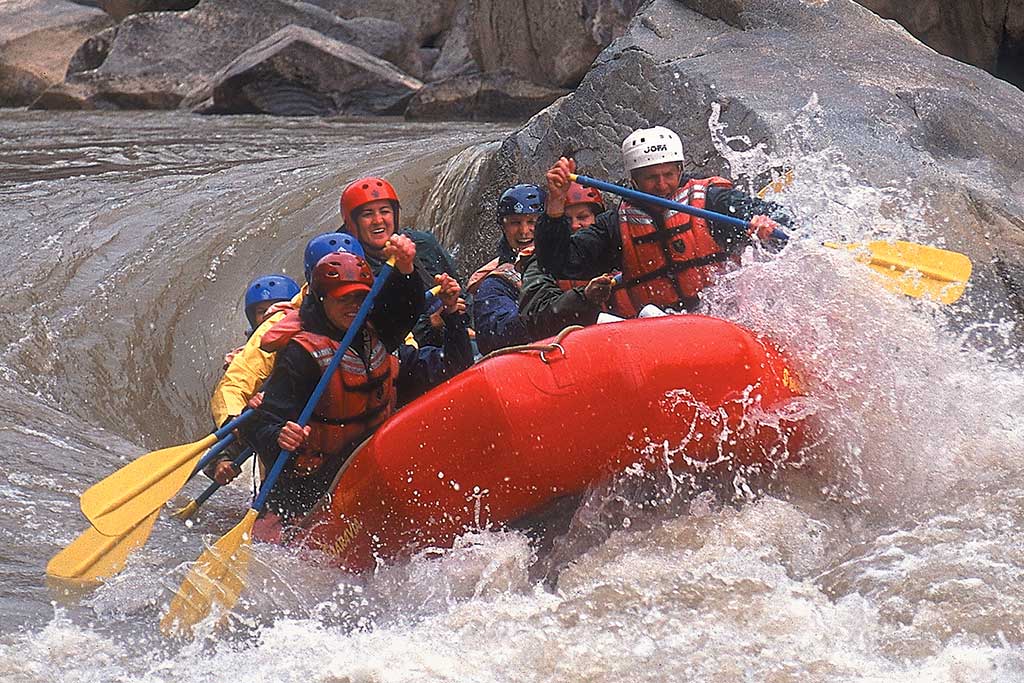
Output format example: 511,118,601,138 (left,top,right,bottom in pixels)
202,25,422,116
461,0,1024,321
467,0,644,88
405,69,567,121
308,0,457,48
857,0,1024,89
0,0,112,106
32,0,422,110
426,0,478,82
